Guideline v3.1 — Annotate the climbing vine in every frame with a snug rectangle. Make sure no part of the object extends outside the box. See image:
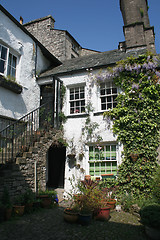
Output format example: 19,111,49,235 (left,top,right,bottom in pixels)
95,53,160,198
